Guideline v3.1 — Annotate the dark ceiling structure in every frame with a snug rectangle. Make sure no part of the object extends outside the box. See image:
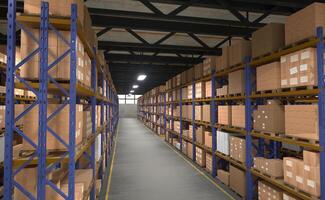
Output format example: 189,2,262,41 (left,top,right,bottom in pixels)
1,0,325,94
